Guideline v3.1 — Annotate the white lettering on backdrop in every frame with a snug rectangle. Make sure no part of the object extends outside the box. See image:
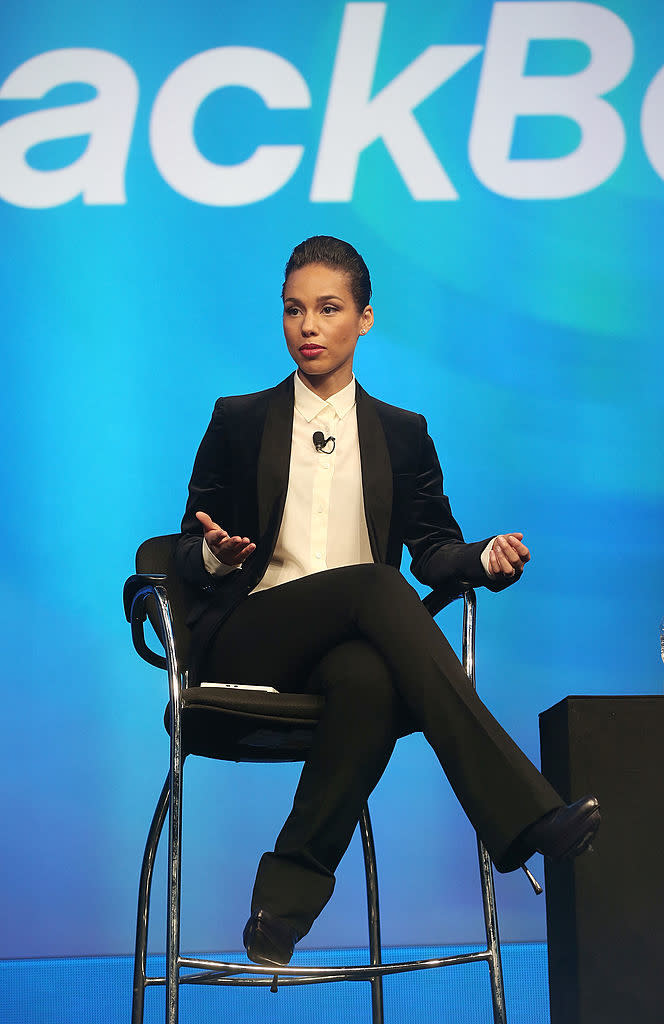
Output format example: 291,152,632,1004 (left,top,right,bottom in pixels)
0,1,659,209
310,2,481,201
469,2,634,198
640,64,664,183
150,47,310,206
0,49,137,208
